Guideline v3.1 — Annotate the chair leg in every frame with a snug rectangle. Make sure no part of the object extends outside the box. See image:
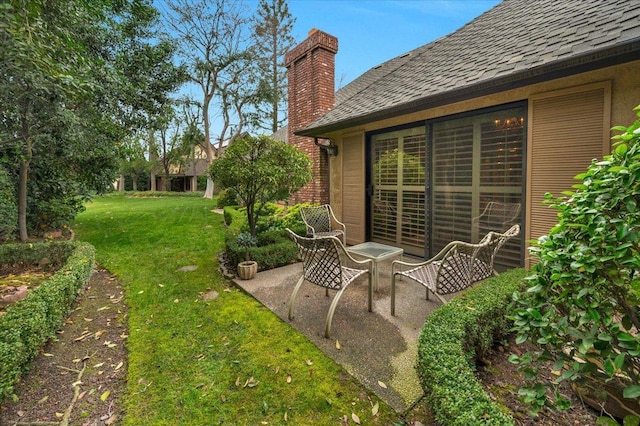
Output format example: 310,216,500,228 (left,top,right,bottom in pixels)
367,272,373,312
325,286,348,338
288,276,305,320
391,273,396,316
